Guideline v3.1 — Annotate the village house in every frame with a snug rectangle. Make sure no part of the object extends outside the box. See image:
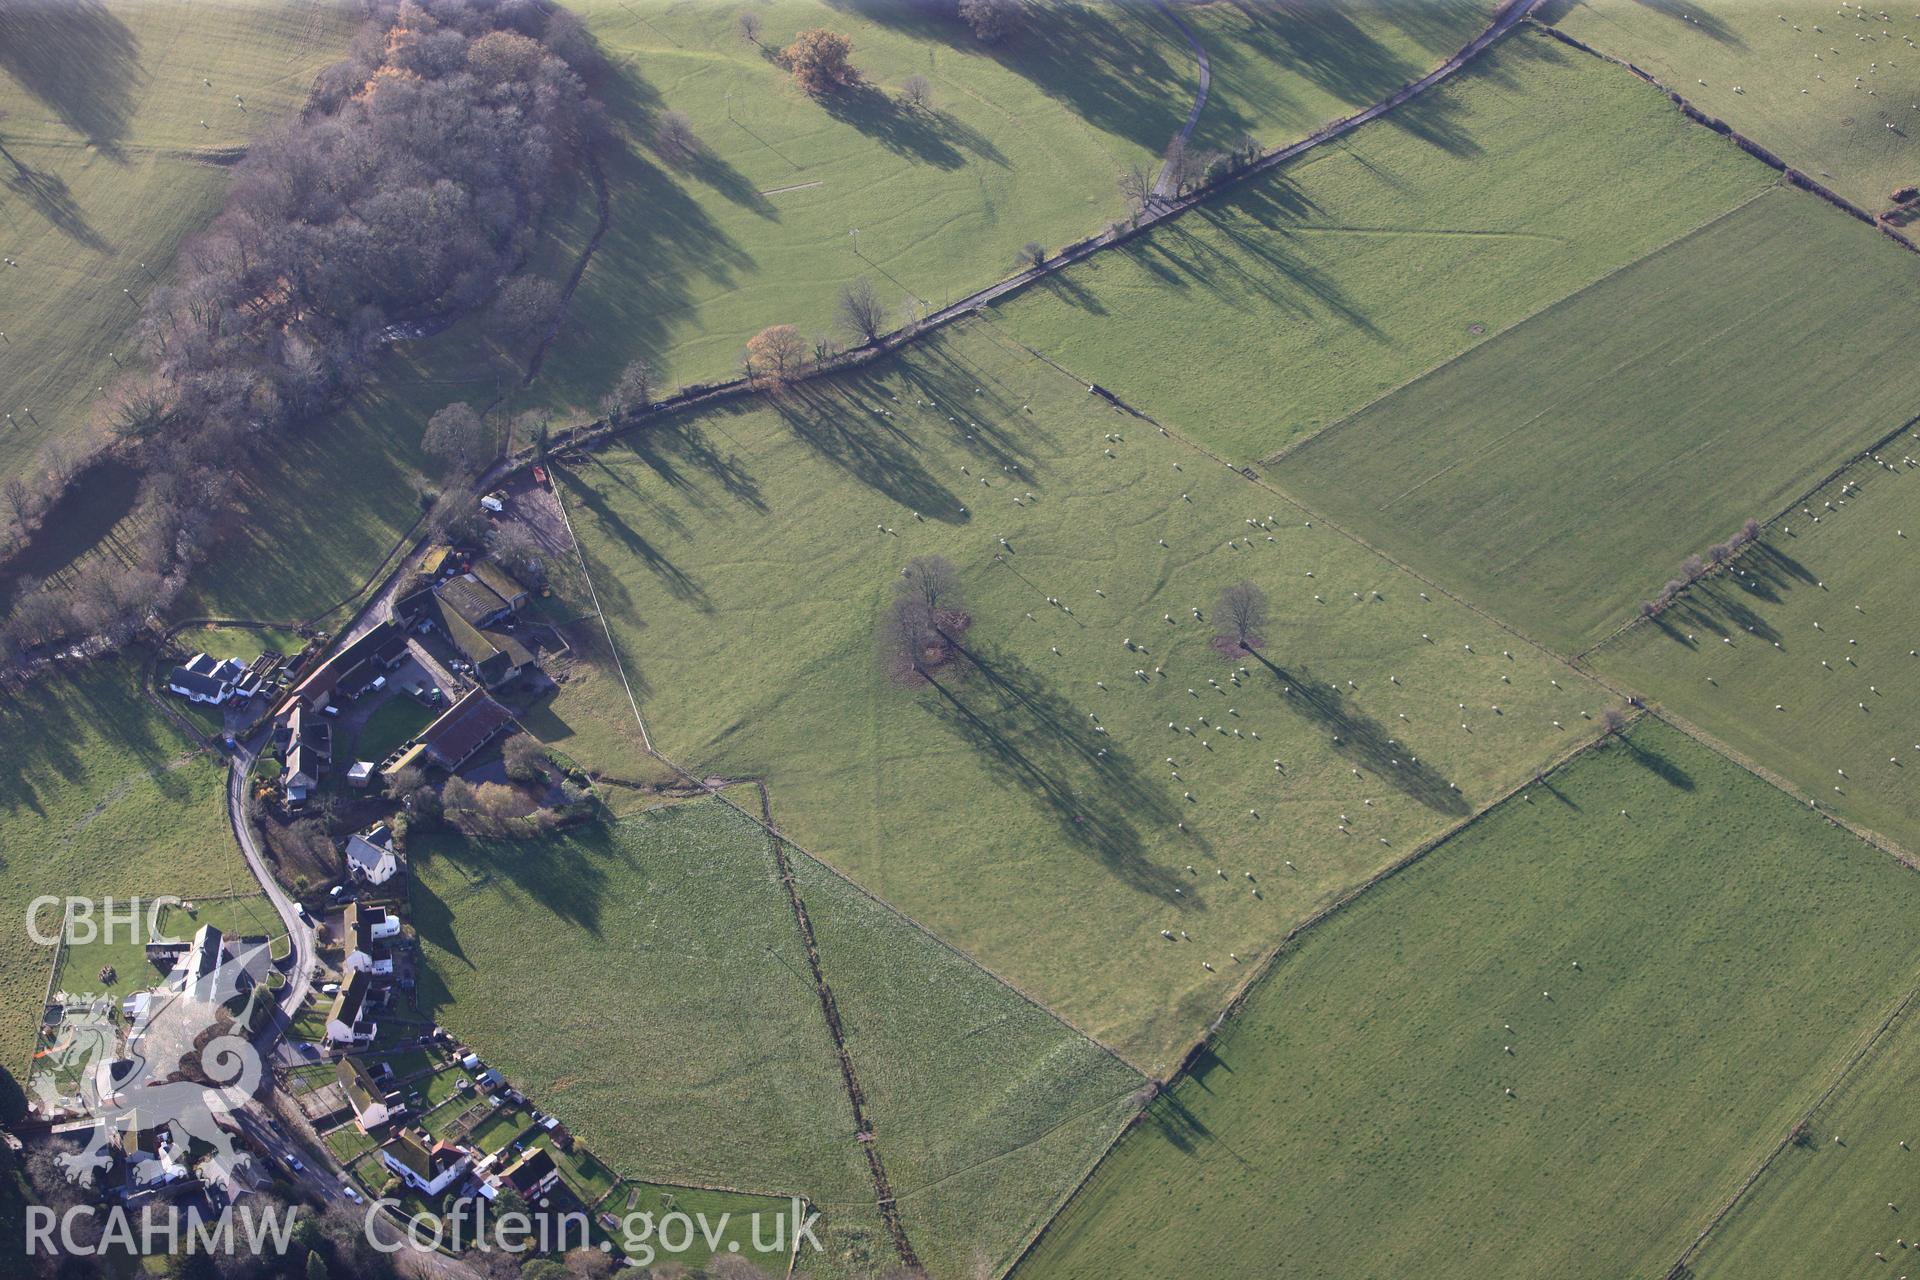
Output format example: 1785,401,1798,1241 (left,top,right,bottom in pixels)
379,1130,470,1197
279,703,332,809
339,1057,397,1132
325,969,376,1046
119,1117,190,1188
166,652,251,705
344,822,402,885
343,902,400,976
170,924,270,1004
495,1147,560,1201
